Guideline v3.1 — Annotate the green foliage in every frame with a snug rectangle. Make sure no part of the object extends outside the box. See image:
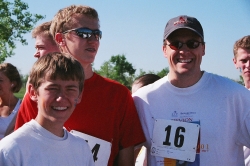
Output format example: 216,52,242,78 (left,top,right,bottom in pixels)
0,0,44,62
95,54,169,90
14,86,25,99
95,54,136,89
135,67,169,79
